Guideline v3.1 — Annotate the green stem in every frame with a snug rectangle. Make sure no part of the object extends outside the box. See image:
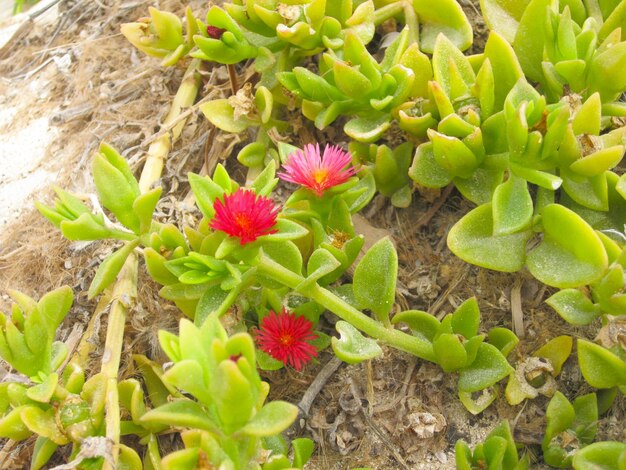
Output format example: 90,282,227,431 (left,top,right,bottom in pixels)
373,1,406,25
403,3,419,45
256,253,436,362
213,269,257,319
